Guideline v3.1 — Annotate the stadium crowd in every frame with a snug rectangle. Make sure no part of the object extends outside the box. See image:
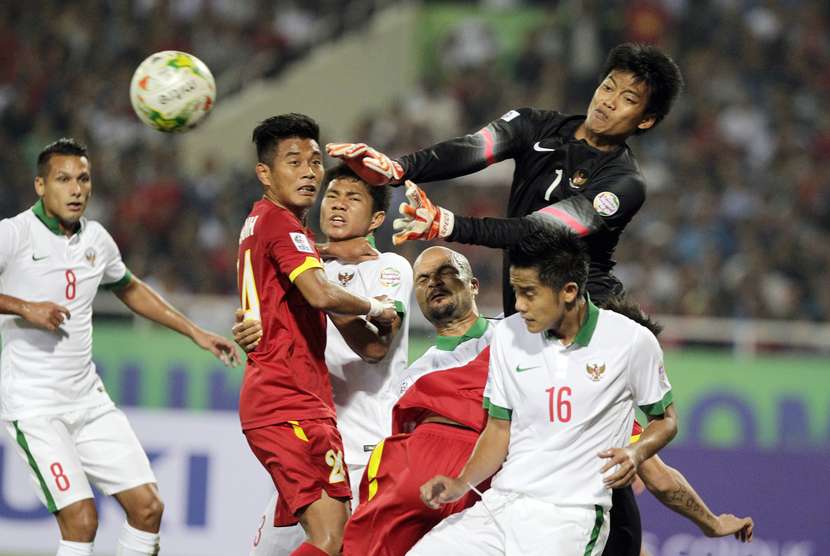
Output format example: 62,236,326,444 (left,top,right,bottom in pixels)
1,0,828,320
